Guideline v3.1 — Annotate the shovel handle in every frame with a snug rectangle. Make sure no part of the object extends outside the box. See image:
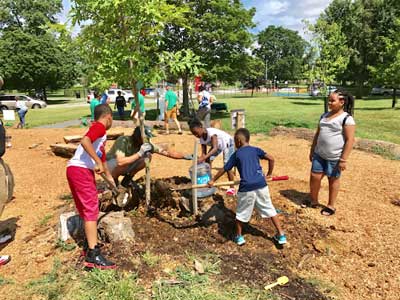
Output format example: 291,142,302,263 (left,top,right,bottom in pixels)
173,176,289,191
99,173,118,194
264,282,279,290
